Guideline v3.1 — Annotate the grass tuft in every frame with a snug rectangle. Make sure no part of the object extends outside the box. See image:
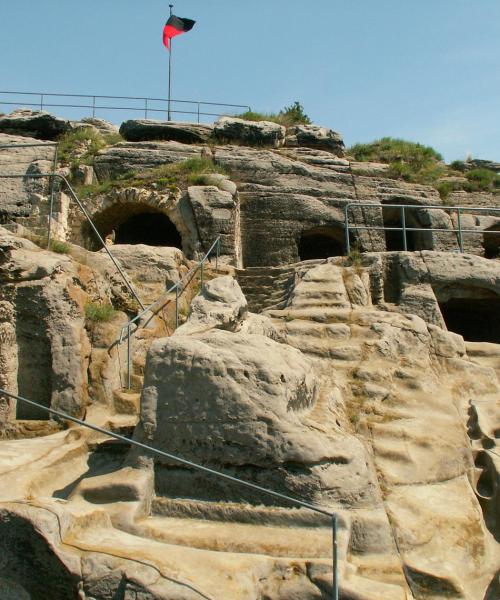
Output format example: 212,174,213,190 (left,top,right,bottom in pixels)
57,127,123,166
84,302,117,322
75,157,227,199
49,239,71,254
